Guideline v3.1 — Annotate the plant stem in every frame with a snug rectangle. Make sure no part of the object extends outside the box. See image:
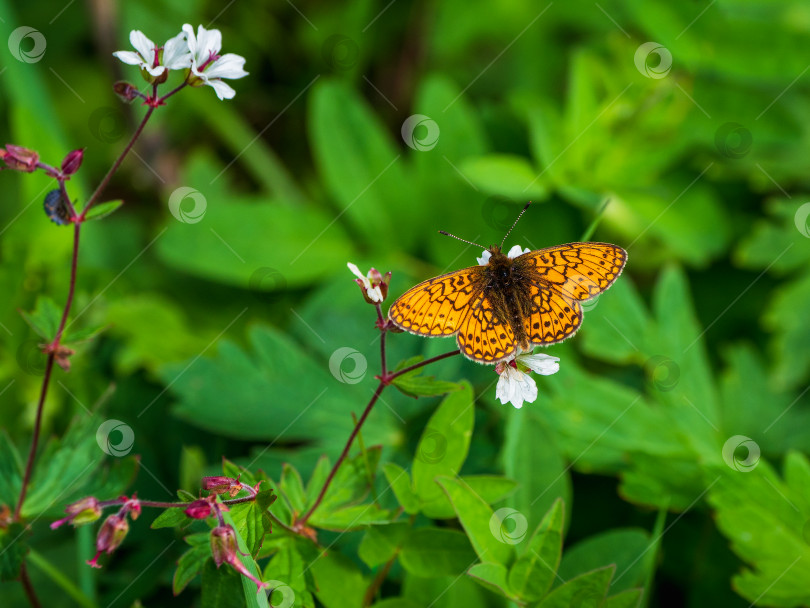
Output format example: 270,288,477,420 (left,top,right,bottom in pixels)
82,105,154,214
387,349,460,380
297,380,387,527
19,563,42,608
27,549,98,608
